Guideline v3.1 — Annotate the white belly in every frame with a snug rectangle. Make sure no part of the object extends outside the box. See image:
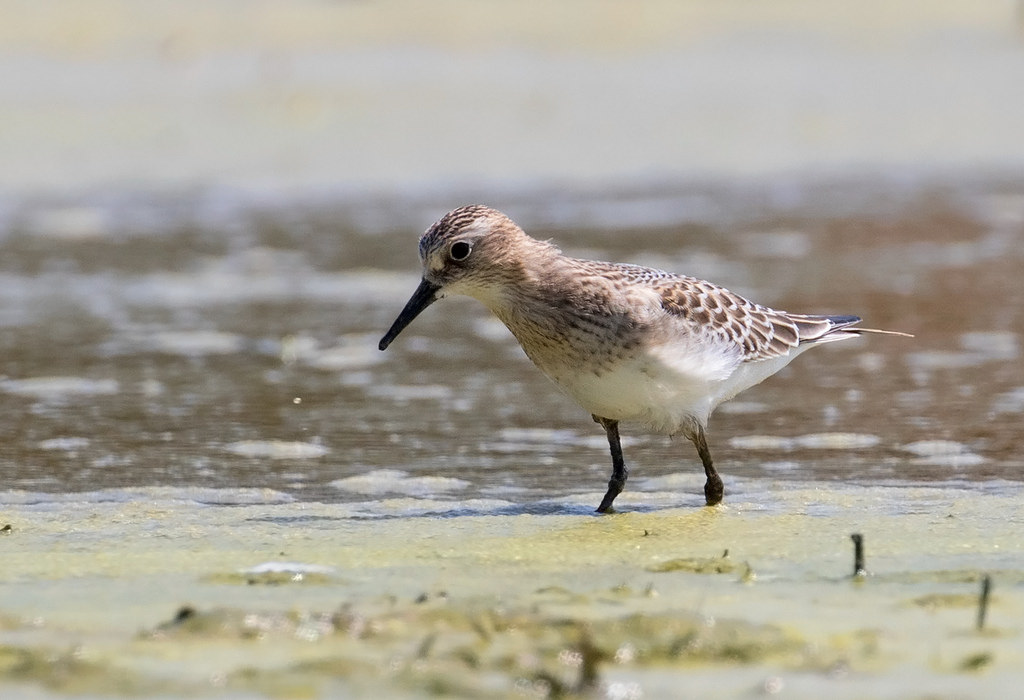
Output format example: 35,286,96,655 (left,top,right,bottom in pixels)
542,336,818,434
542,338,790,434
